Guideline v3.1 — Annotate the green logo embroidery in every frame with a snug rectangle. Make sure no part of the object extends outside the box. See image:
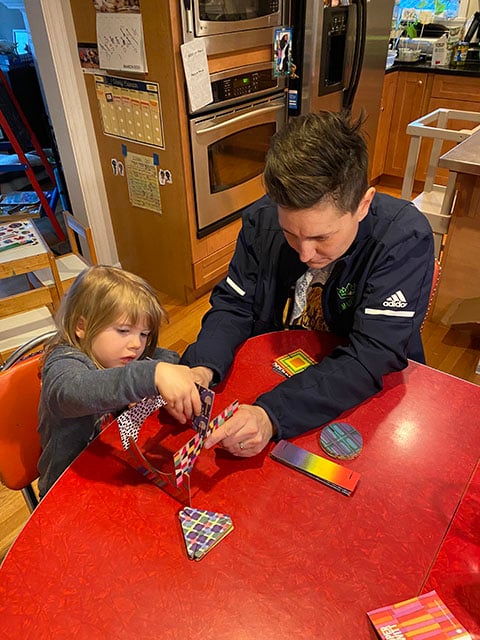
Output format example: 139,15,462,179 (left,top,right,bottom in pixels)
337,282,356,311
